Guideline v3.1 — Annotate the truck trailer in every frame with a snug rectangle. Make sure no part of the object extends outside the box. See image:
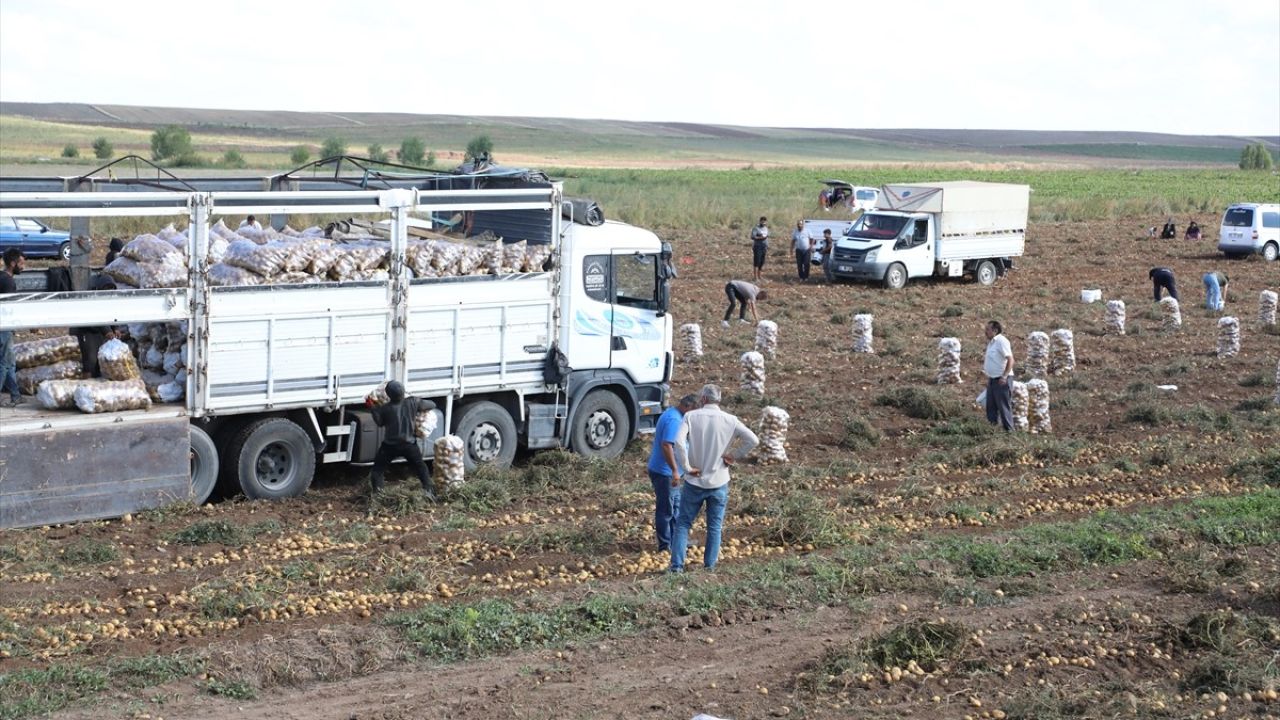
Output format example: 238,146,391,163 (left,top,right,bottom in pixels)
826,181,1031,289
0,170,675,528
